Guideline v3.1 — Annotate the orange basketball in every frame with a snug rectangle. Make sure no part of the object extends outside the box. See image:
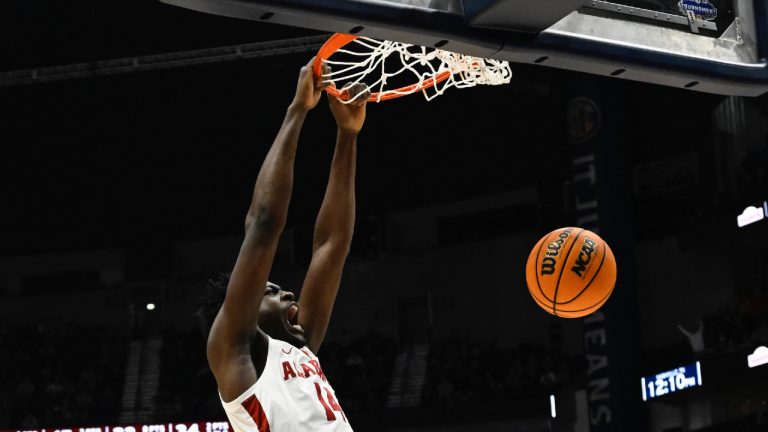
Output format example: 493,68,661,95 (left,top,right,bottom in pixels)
525,227,617,318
